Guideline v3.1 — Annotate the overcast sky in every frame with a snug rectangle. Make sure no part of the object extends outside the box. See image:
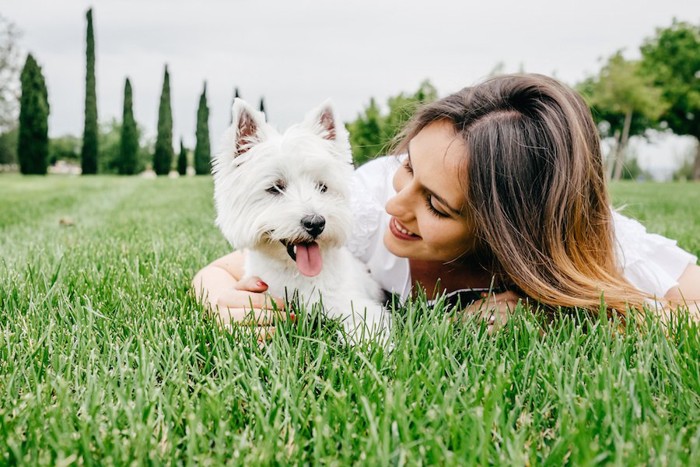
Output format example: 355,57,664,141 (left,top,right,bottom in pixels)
2,0,699,176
